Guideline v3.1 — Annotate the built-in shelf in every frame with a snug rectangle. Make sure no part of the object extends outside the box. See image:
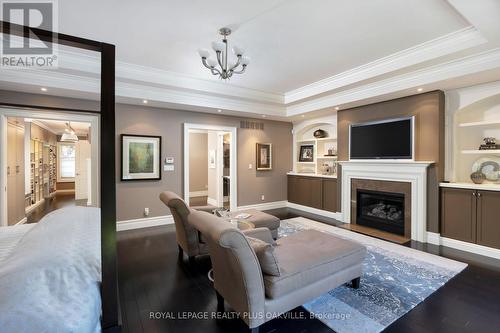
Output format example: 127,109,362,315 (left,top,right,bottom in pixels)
287,172,337,179
458,120,500,127
296,139,316,143
297,161,315,164
461,149,500,155
317,156,337,159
